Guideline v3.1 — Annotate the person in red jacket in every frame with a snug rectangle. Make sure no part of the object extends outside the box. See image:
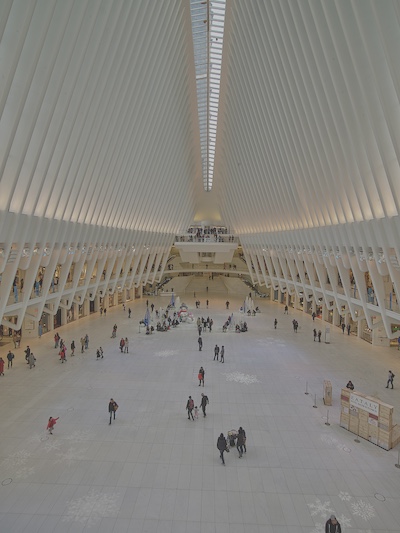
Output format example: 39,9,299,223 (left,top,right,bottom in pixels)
0,356,5,376
47,416,59,435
